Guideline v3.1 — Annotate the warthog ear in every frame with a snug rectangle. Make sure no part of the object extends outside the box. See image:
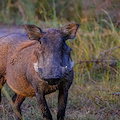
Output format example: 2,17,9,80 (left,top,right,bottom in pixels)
25,25,44,40
61,23,79,40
